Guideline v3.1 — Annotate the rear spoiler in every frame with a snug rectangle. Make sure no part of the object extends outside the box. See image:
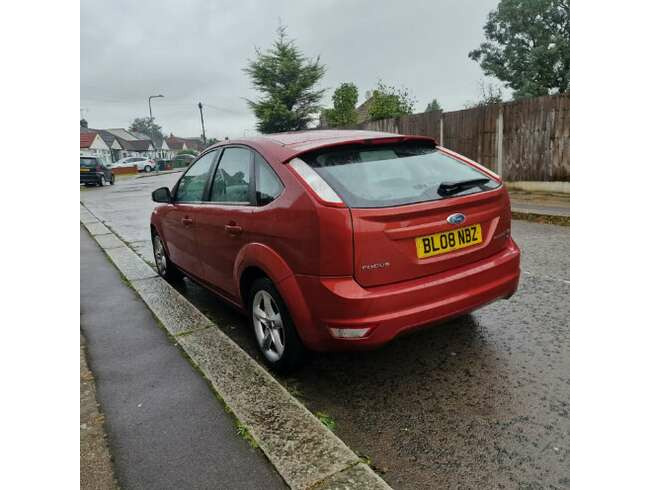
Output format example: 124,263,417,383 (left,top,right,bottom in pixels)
284,135,438,163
